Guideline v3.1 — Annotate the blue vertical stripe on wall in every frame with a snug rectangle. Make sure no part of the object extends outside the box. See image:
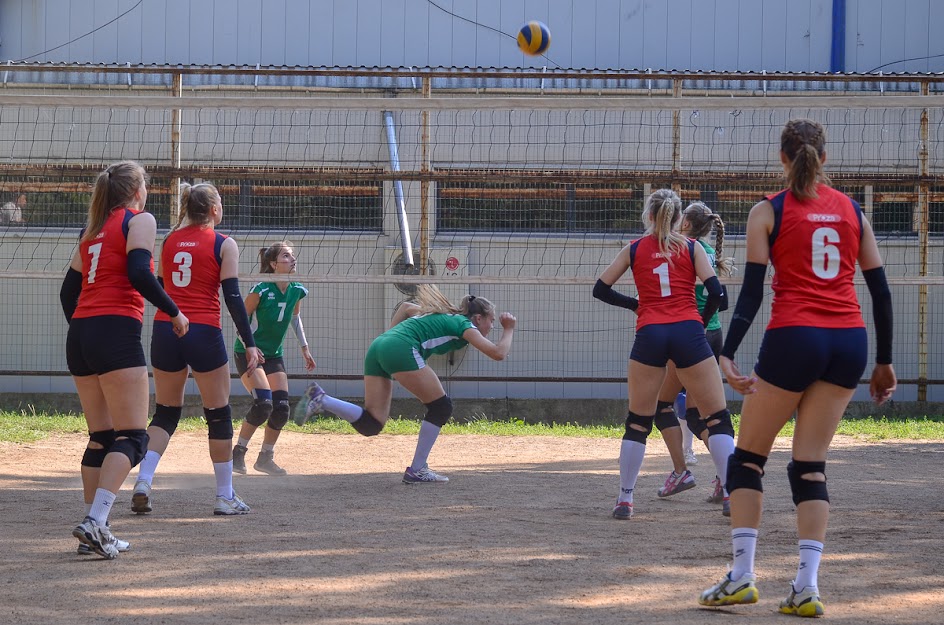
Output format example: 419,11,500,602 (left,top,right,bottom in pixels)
830,0,846,72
